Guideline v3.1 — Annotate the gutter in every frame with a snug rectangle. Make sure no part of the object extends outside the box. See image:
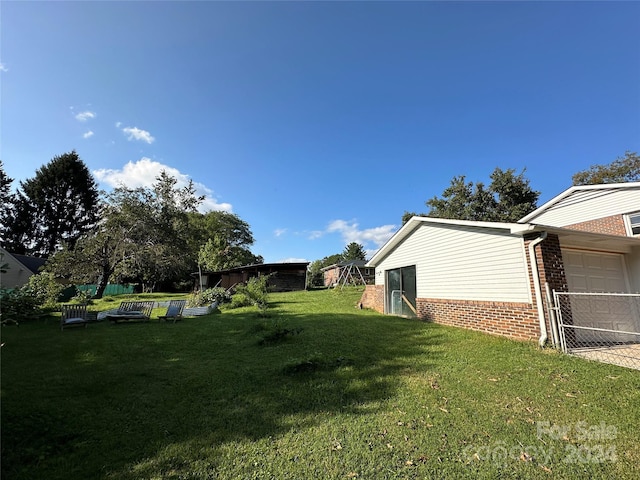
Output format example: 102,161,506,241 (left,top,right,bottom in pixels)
527,232,548,347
